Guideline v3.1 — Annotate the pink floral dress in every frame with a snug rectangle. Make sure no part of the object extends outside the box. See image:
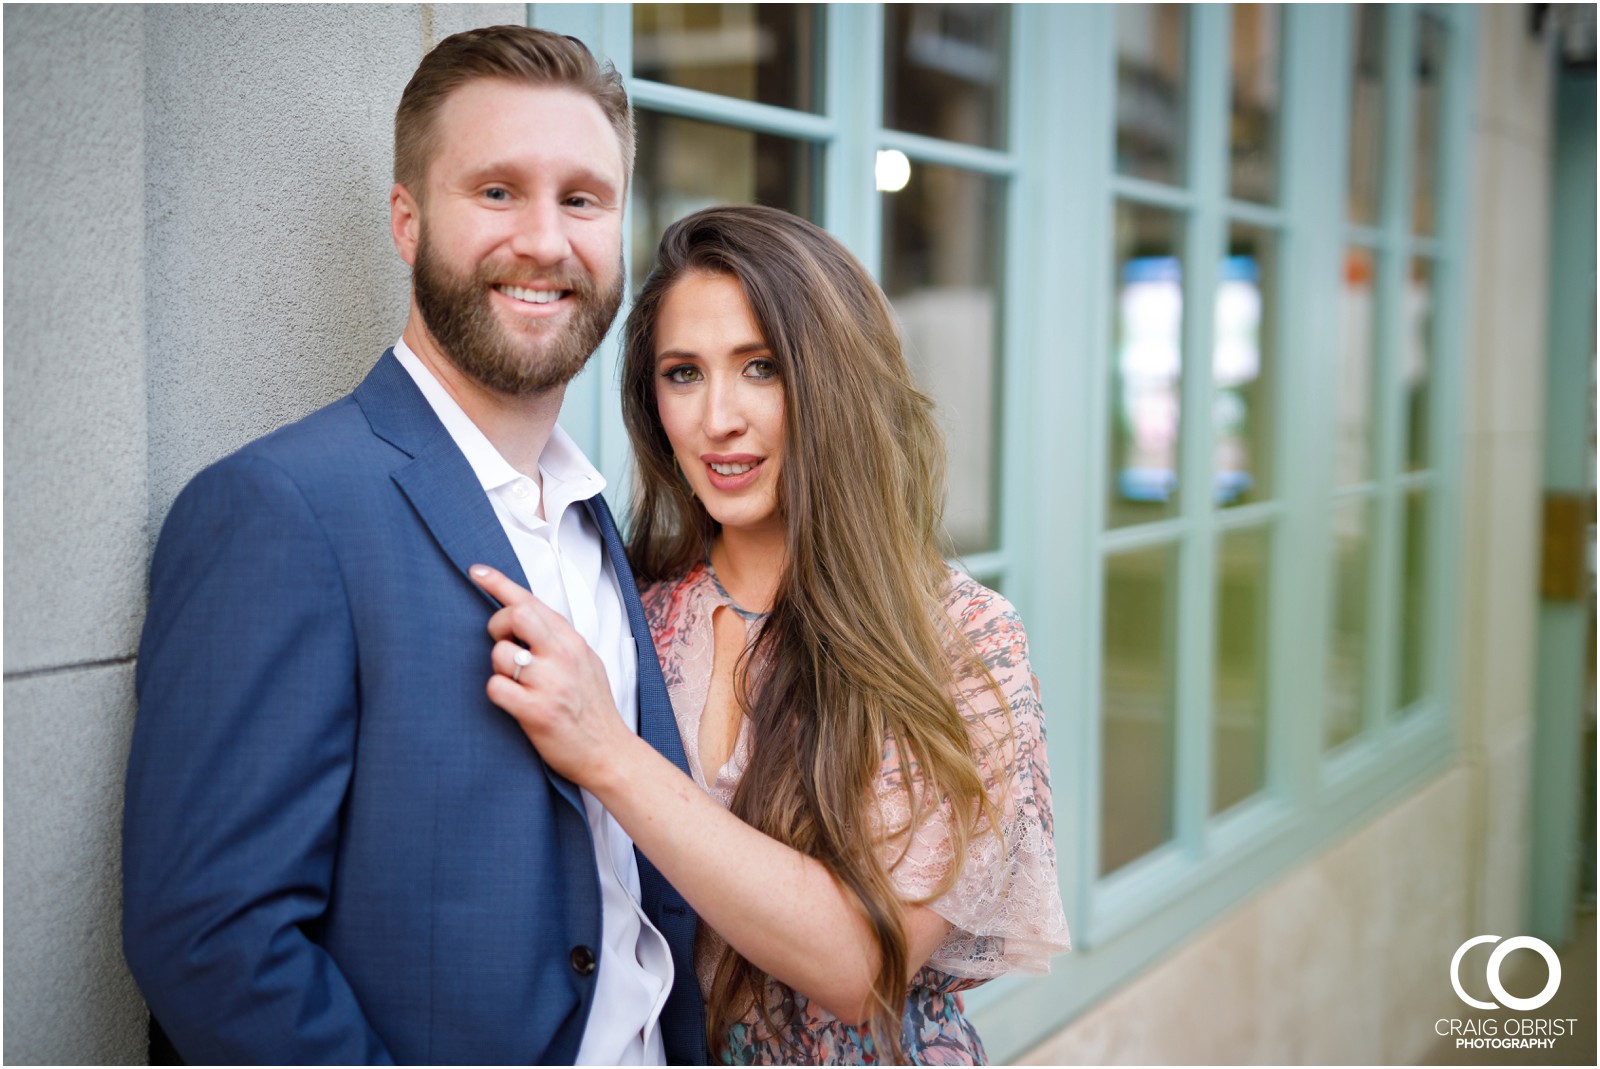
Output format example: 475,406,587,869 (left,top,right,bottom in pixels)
641,562,1071,1065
